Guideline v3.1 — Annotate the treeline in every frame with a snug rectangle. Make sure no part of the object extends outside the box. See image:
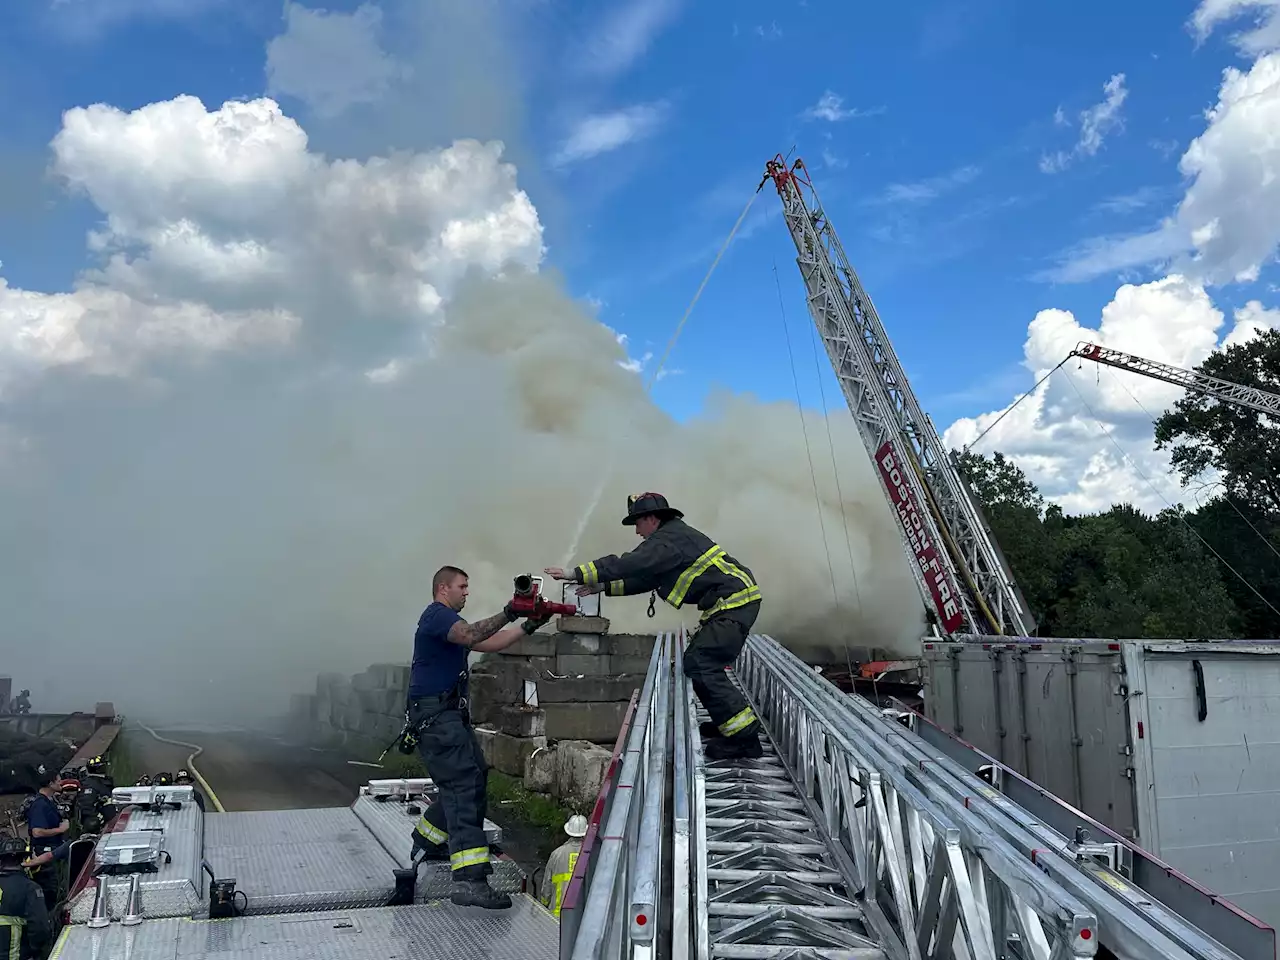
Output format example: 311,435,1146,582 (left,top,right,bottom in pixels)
956,329,1280,640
